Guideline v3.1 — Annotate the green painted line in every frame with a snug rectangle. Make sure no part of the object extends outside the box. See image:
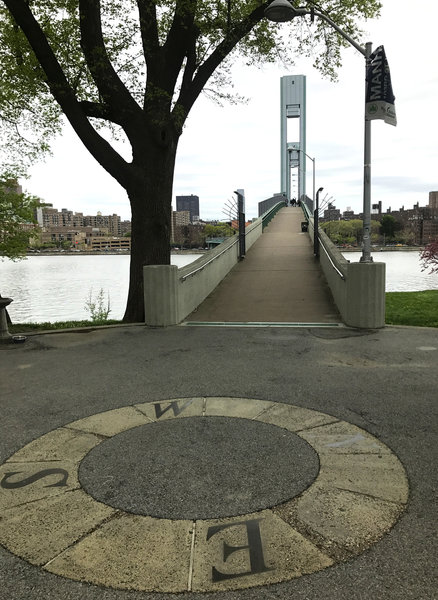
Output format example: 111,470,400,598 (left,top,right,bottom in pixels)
181,322,344,328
